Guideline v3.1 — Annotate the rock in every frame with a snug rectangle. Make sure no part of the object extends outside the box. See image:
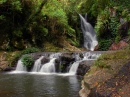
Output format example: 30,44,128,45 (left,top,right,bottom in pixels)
0,52,9,71
77,60,94,76
60,53,75,72
0,52,7,61
3,67,15,71
79,51,130,97
55,59,60,72
90,62,130,97
94,44,99,51
41,57,50,64
109,40,129,50
60,53,75,62
0,61,9,71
